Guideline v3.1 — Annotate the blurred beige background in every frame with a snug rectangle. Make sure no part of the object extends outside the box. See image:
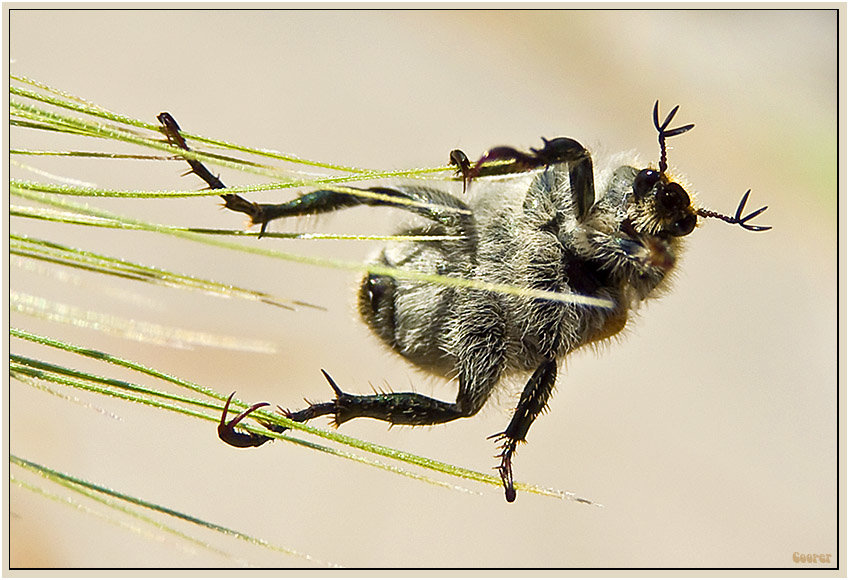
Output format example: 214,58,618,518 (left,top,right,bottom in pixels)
8,8,838,569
